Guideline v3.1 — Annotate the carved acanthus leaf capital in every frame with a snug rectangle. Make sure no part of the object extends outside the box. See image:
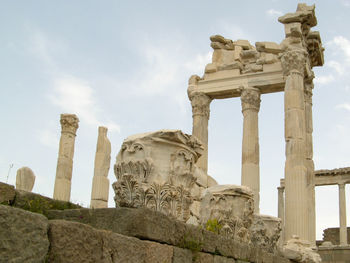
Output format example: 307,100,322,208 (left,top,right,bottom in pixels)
281,50,307,76
60,114,79,135
240,88,261,112
189,92,212,118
